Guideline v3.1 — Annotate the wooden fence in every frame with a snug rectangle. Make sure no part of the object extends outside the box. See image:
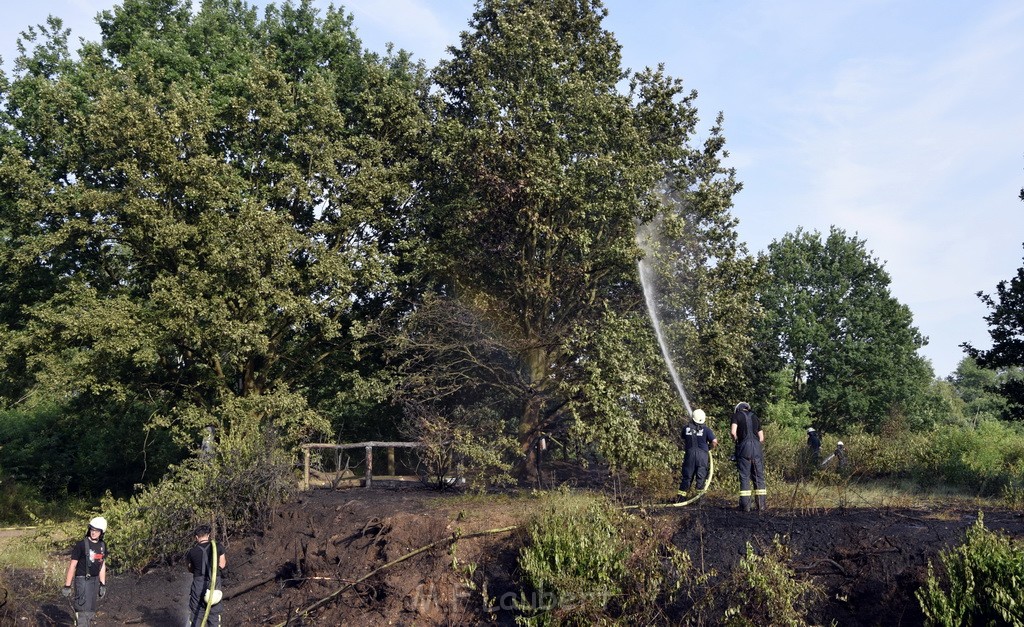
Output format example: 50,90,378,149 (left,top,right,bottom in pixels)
300,441,423,490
